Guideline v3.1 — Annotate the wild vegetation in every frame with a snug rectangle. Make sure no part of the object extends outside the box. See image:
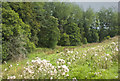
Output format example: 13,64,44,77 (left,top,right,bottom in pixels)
1,2,119,79
2,36,118,79
2,2,119,61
